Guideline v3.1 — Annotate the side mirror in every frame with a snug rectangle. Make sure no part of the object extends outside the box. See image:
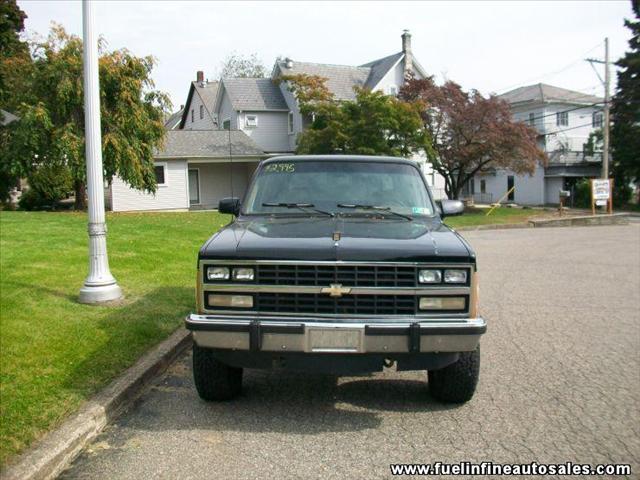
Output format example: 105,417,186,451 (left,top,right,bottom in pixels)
439,199,465,218
218,197,240,216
